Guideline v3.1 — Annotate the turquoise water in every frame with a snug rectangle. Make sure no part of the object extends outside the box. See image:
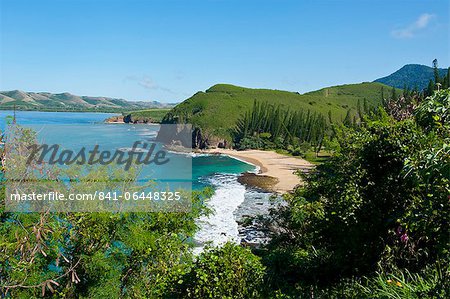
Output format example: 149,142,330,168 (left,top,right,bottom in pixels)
0,110,115,126
0,110,254,190
0,110,269,250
